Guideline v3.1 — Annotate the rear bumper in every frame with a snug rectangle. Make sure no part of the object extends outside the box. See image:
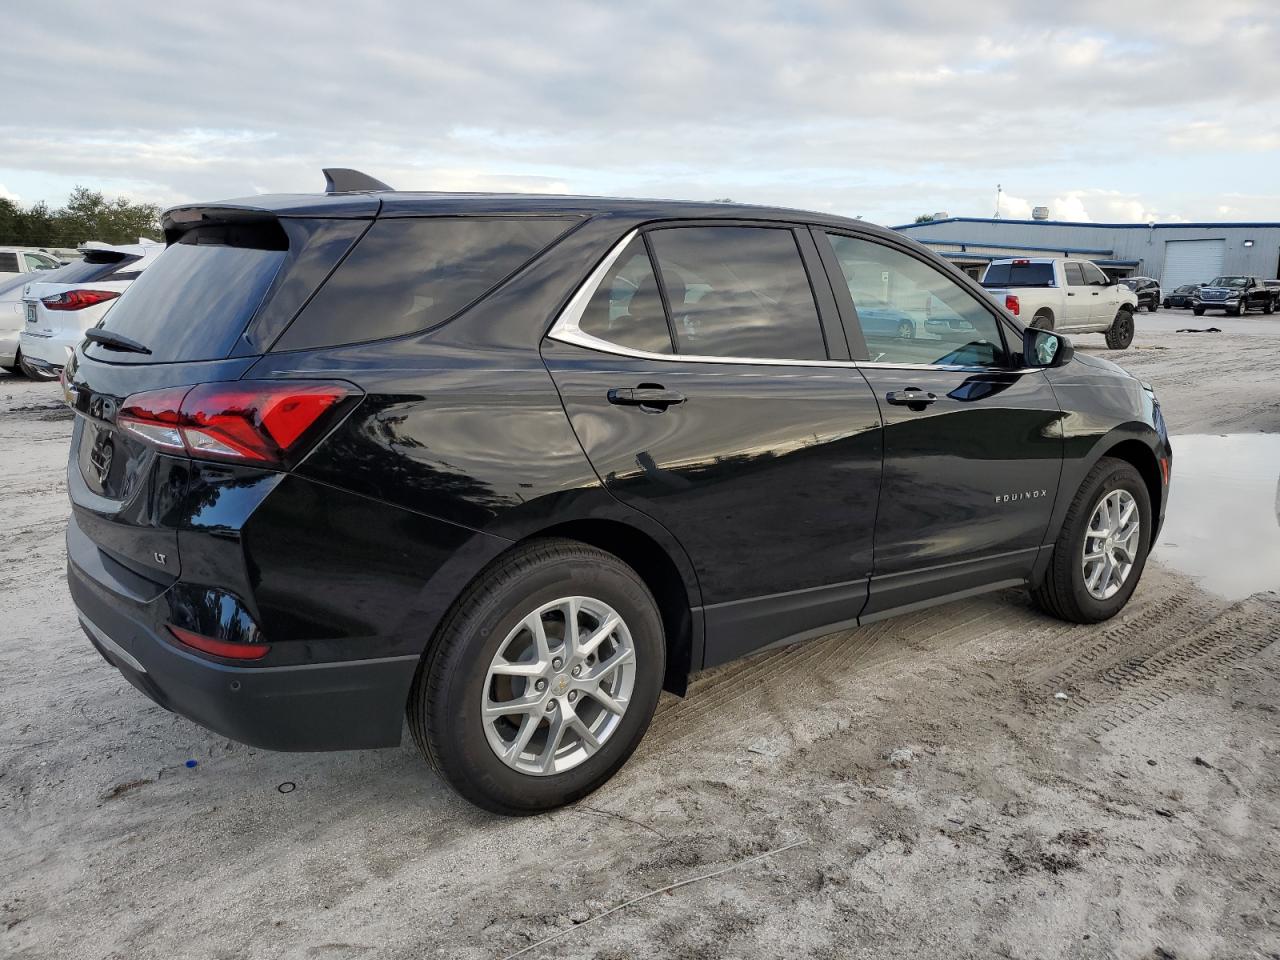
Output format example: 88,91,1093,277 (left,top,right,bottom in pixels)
18,330,75,369
68,526,420,751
